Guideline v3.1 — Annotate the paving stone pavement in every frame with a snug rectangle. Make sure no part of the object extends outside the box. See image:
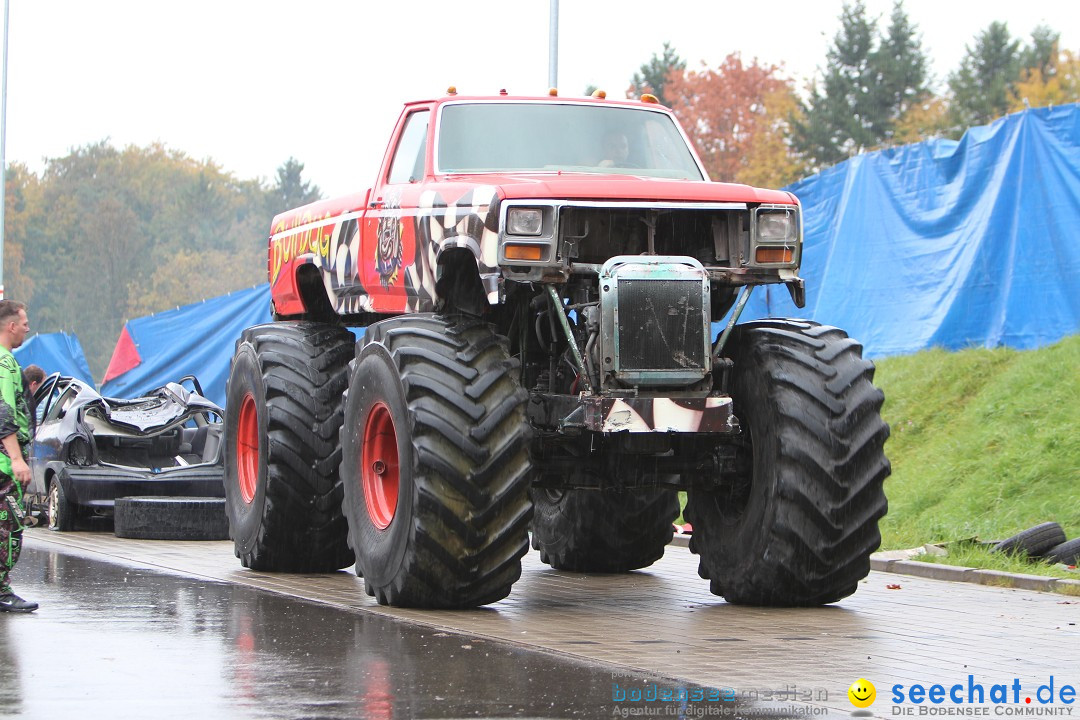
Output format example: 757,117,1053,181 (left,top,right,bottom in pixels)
24,529,1080,718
